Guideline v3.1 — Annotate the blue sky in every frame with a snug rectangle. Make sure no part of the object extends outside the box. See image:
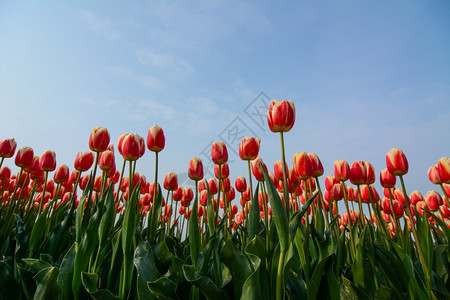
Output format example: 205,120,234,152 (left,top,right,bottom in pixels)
1,1,449,203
